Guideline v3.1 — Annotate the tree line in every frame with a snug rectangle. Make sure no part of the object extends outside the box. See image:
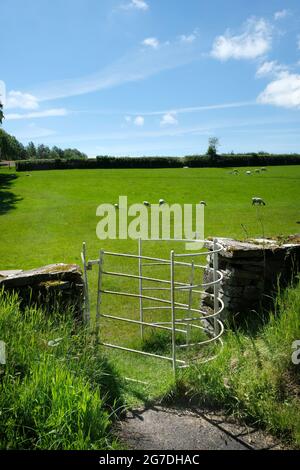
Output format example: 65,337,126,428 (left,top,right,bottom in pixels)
0,128,87,161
